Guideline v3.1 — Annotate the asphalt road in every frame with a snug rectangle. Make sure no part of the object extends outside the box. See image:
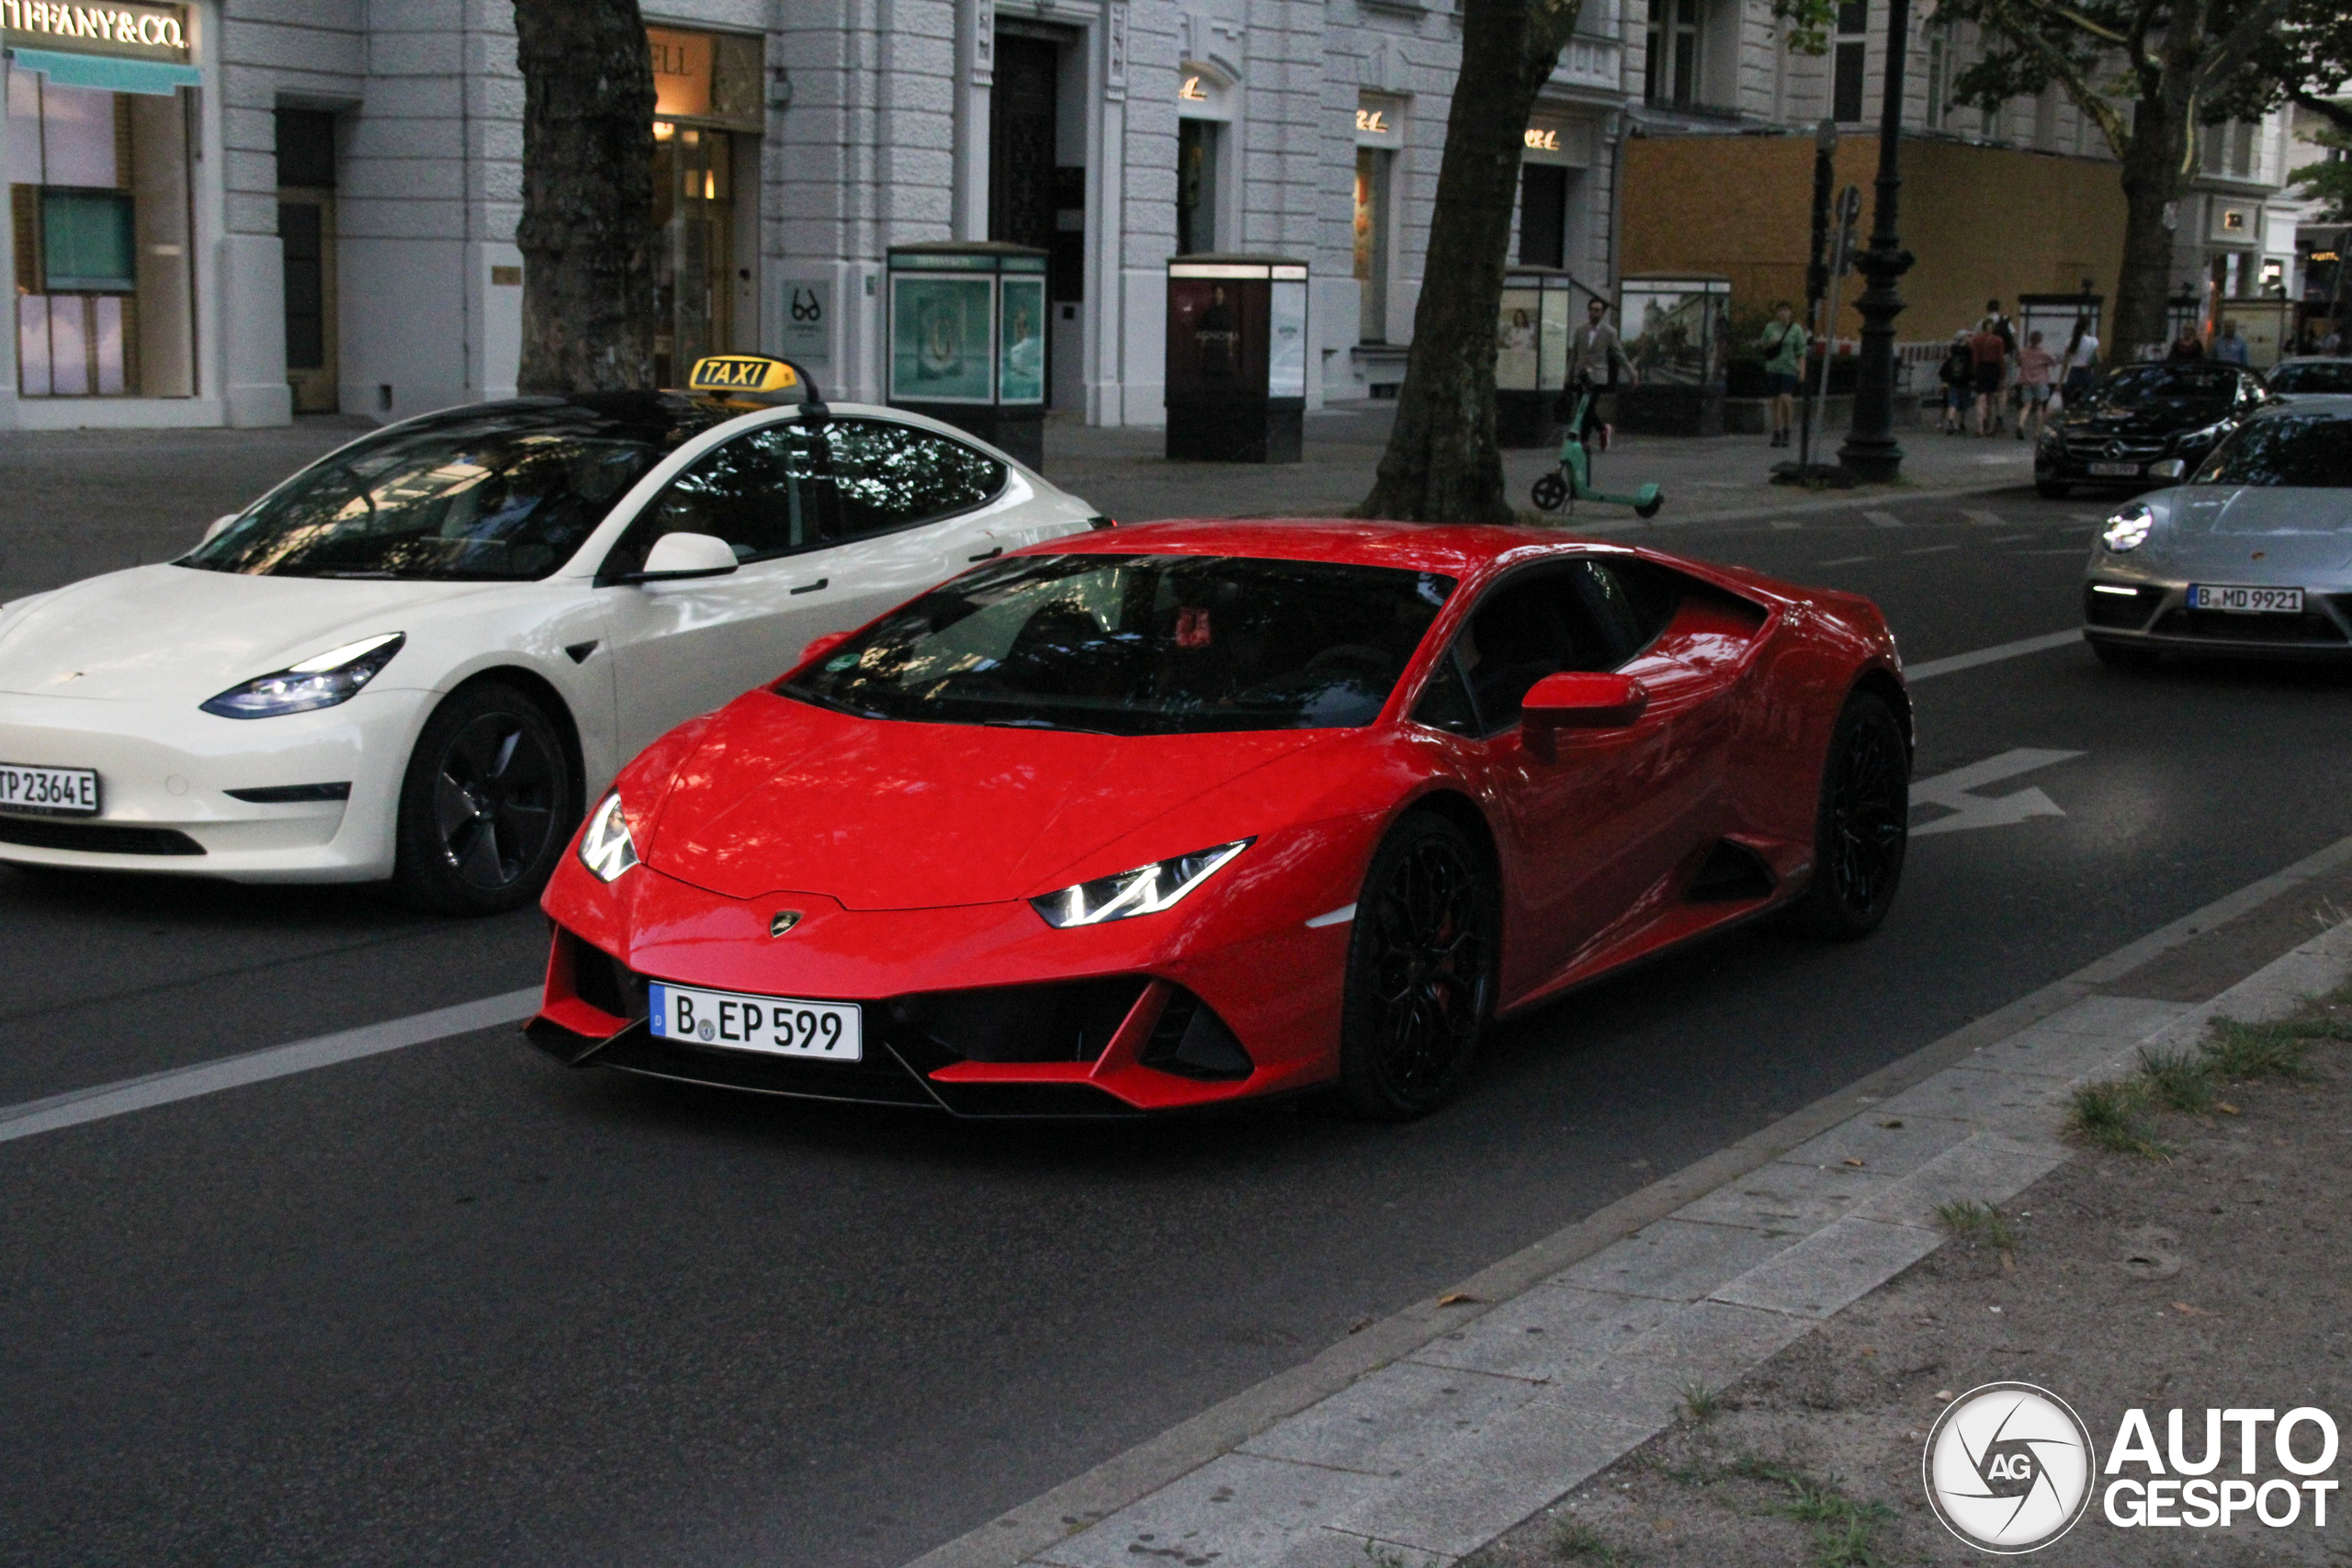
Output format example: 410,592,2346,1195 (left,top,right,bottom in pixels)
7,484,2352,1568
